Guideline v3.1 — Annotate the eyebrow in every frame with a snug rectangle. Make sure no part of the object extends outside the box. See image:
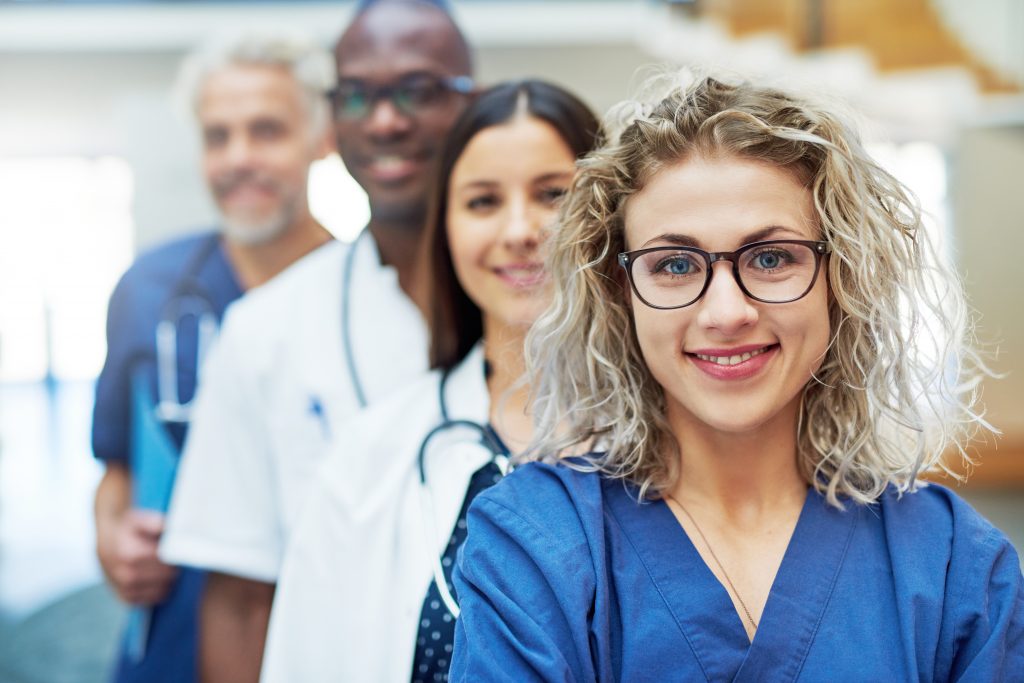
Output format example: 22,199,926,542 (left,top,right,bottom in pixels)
534,171,573,184
455,171,573,192
641,225,803,249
